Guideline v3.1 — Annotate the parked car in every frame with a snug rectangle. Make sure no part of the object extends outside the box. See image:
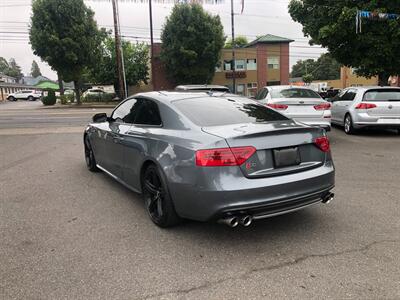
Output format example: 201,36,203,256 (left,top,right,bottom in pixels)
254,86,332,131
82,88,105,98
330,86,400,134
84,92,335,228
175,84,231,93
326,88,341,99
7,90,42,101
